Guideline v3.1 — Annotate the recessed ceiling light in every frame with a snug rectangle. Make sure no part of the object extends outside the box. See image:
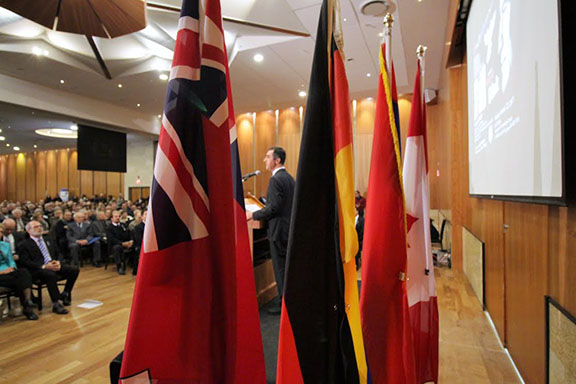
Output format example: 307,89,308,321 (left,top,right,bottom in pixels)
0,136,4,141
360,0,396,16
33,144,38,148
343,18,347,22
378,32,384,37
298,90,307,98
13,146,20,151
159,73,169,81
118,84,123,88
366,73,372,77
253,53,264,63
70,124,78,131
157,114,162,118
35,128,77,139
60,79,65,84
31,46,42,56
6,143,10,147
137,103,141,107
